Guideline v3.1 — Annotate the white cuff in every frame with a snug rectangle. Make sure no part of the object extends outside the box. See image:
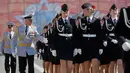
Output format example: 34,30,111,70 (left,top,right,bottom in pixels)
122,42,130,51
51,50,57,57
73,49,78,57
77,49,82,55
